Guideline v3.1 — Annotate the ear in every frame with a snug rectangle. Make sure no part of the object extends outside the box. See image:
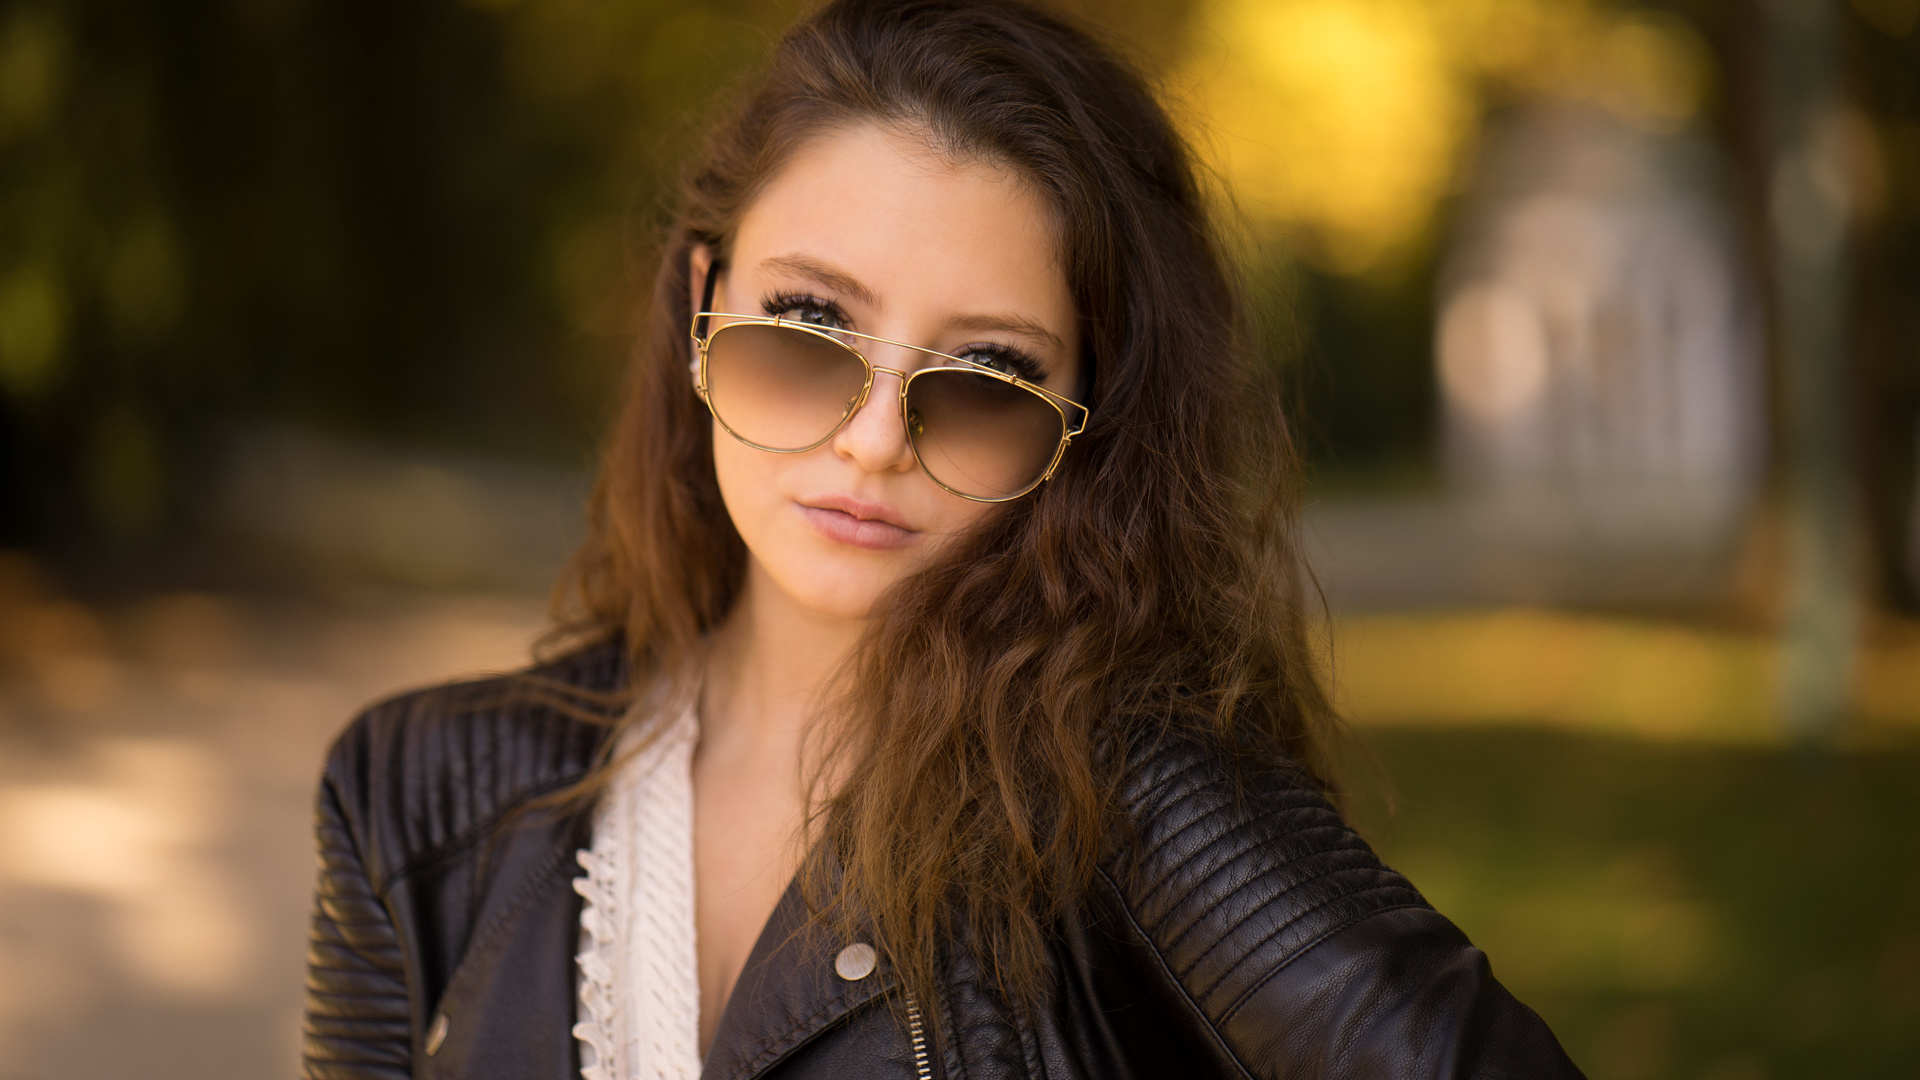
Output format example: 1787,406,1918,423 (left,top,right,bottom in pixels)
689,243,715,317
688,244,715,378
